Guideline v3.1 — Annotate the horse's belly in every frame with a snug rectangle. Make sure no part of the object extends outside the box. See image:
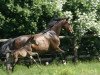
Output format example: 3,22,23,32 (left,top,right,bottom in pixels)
19,50,27,57
35,37,49,50
38,43,49,50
